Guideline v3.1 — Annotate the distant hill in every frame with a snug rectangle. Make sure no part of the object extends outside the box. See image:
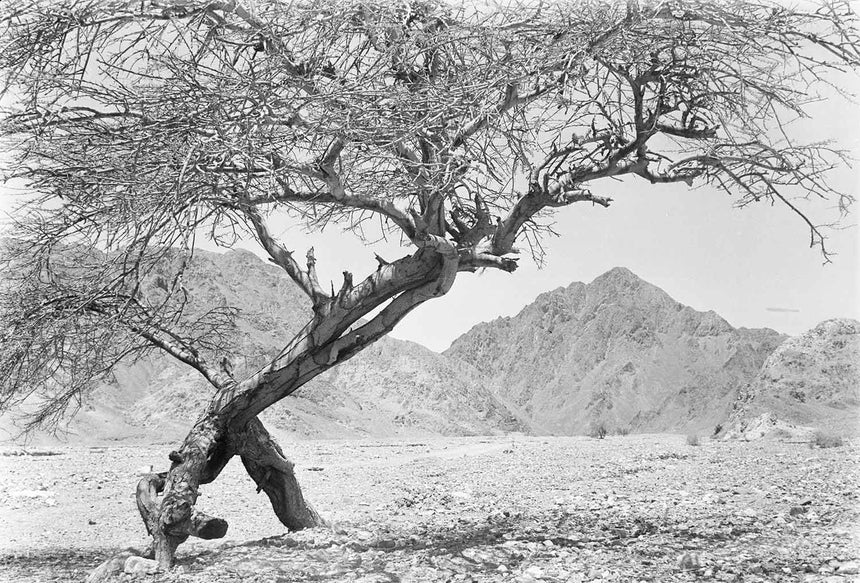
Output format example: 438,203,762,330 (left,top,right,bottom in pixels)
5,247,856,445
723,318,860,439
444,267,787,435
1,248,523,444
